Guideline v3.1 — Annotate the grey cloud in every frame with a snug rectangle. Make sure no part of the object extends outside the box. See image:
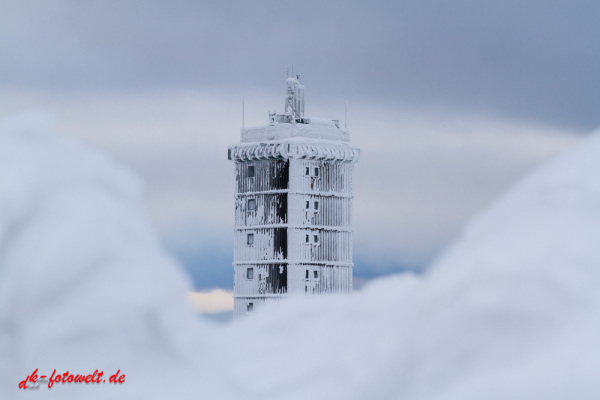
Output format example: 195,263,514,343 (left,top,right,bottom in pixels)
2,1,600,130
